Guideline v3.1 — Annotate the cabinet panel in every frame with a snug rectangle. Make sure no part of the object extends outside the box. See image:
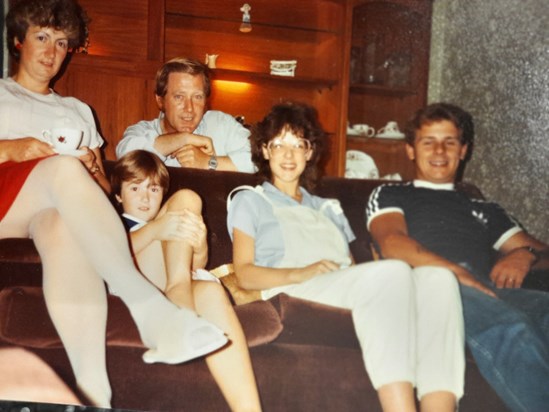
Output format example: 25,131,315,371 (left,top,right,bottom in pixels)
346,0,432,177
165,0,350,176
77,0,151,59
166,0,344,32
165,15,340,80
348,0,432,128
55,68,153,160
